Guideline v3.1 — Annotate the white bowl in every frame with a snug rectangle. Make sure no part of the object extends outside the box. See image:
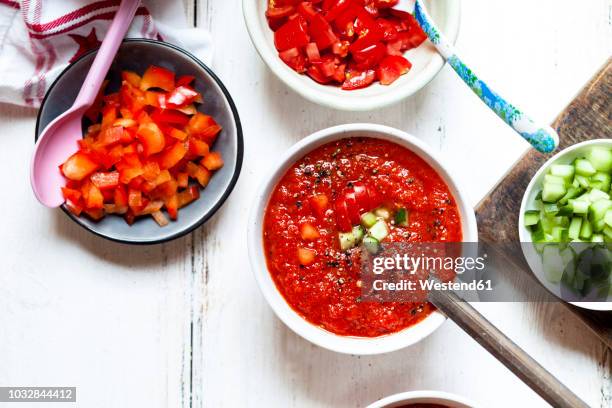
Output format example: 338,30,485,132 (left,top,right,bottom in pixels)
242,0,461,111
367,390,478,408
519,139,612,311
248,124,478,355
